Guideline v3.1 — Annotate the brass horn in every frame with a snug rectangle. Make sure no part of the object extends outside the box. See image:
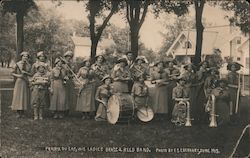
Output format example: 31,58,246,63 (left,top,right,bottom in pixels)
209,94,218,127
